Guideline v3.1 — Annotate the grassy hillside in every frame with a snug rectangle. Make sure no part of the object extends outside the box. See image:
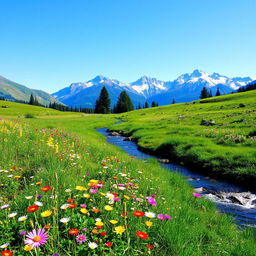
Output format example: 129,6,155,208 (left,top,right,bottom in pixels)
0,101,256,255
0,75,59,105
110,90,256,186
